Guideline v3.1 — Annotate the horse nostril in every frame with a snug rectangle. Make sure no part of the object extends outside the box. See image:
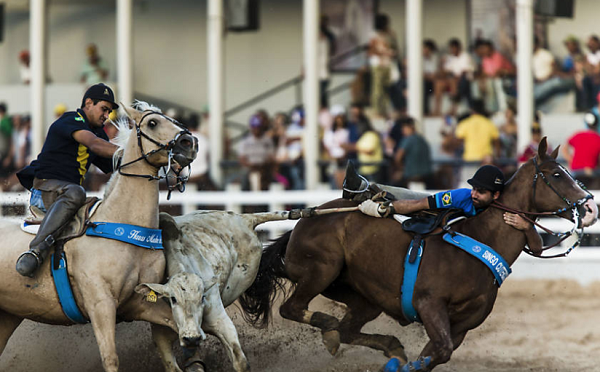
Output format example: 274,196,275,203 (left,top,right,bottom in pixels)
183,336,201,346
